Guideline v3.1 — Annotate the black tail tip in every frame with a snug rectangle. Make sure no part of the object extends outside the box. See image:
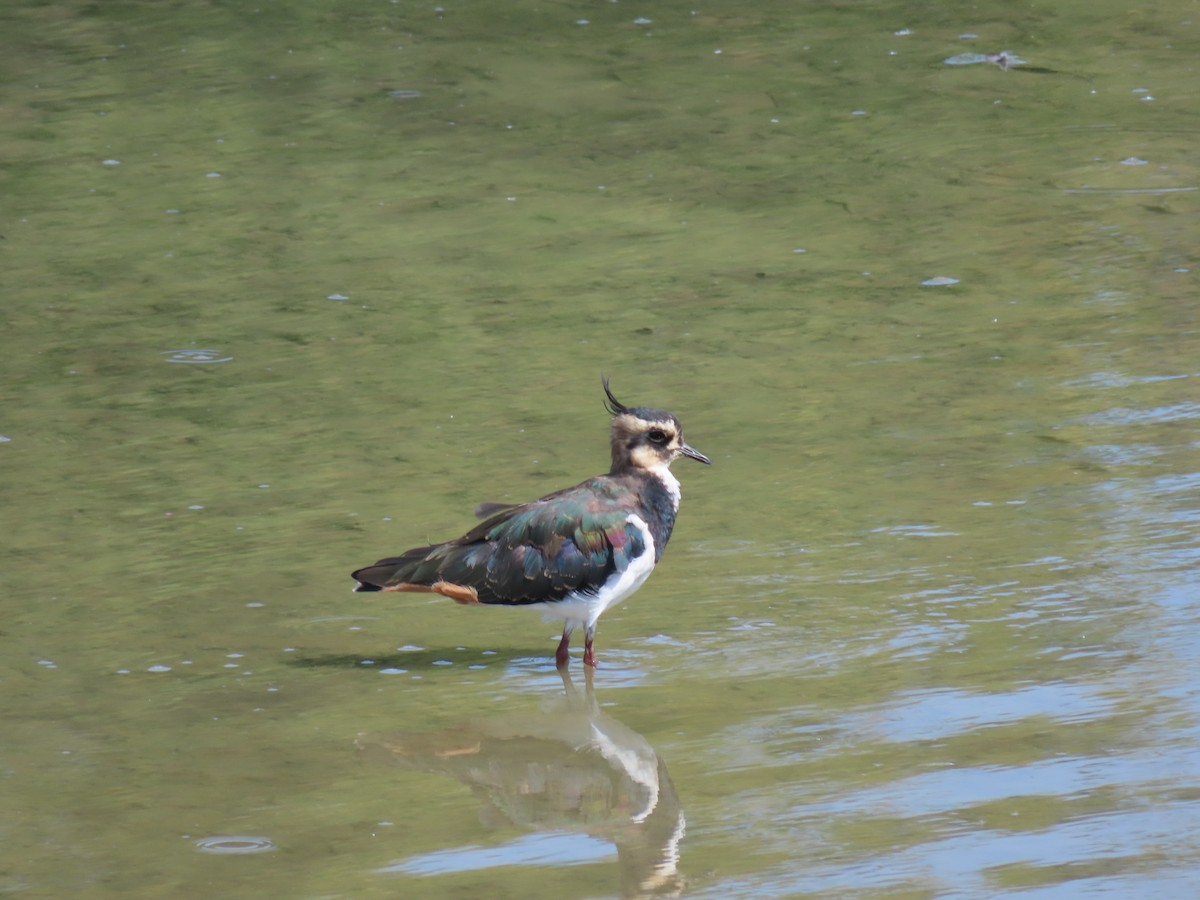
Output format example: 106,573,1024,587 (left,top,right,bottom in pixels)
353,581,382,593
